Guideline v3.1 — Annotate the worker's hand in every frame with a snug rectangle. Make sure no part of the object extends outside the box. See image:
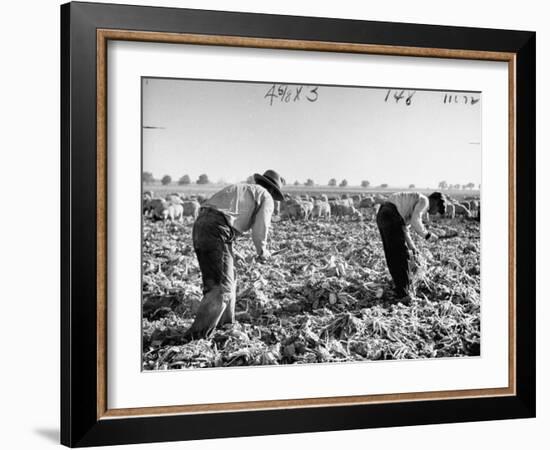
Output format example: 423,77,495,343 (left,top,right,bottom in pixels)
426,232,439,243
257,250,271,263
